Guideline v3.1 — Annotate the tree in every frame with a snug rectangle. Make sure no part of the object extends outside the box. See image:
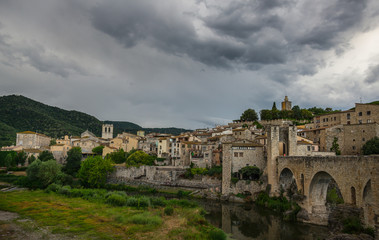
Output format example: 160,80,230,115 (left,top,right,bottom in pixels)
15,151,27,166
362,137,379,155
4,154,13,168
125,151,155,167
330,137,341,155
78,156,113,188
292,105,302,120
107,149,127,164
272,102,277,111
28,155,36,165
49,139,57,146
260,109,272,120
26,159,64,188
38,150,55,162
240,108,258,122
64,147,82,176
92,145,104,155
